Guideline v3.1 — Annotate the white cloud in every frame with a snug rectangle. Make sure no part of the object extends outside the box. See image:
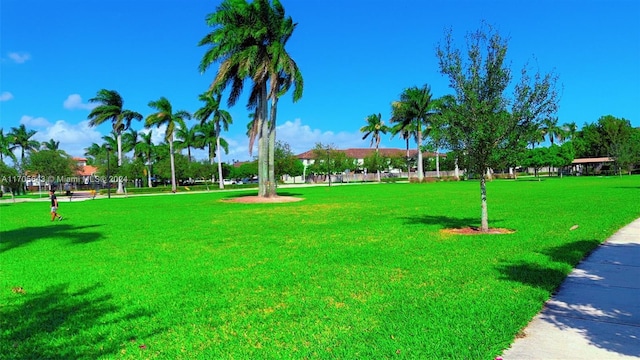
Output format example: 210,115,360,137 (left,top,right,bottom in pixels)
143,125,167,145
20,115,51,128
0,91,14,101
8,52,31,64
63,94,96,110
276,118,365,154
33,120,104,157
